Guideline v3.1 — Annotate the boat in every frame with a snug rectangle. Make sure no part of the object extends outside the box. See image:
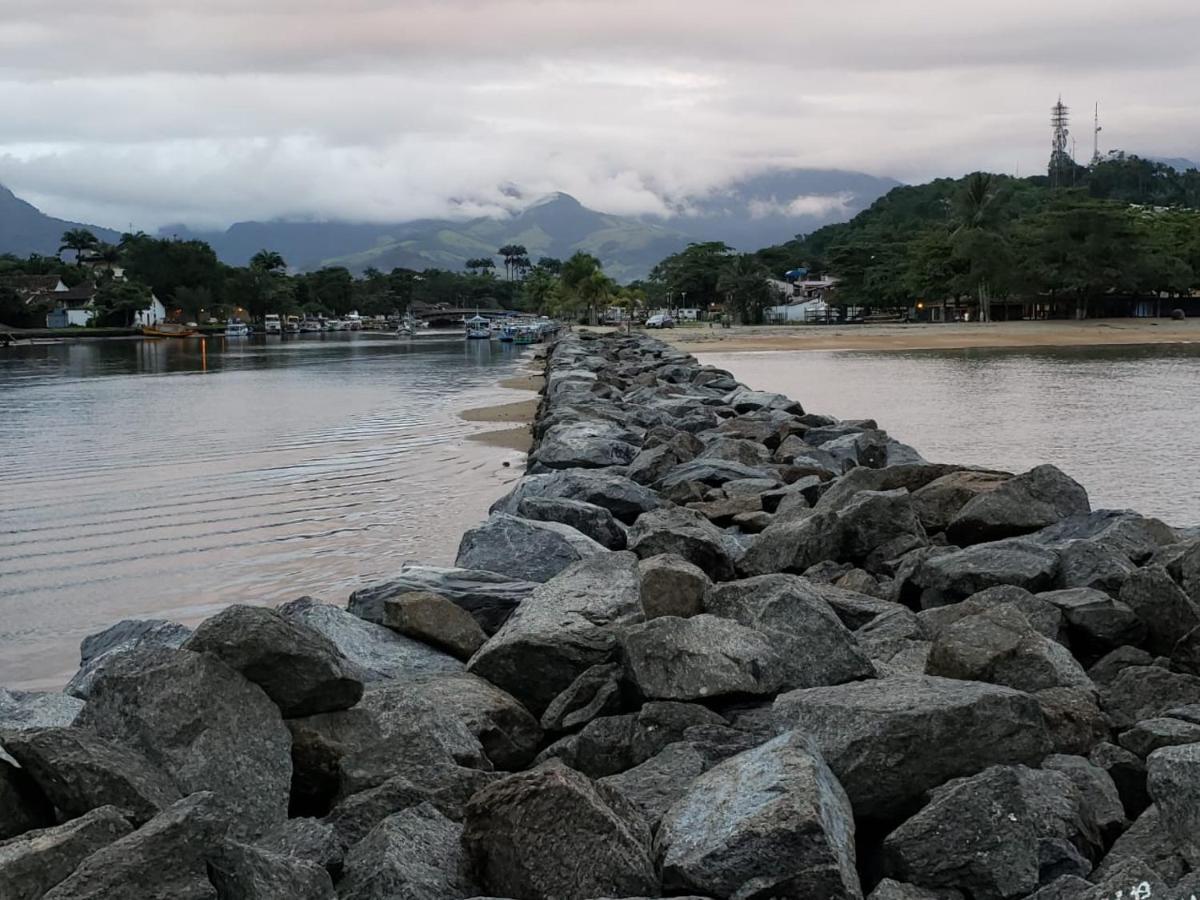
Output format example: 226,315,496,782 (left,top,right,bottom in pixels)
325,318,345,331
465,315,491,339
225,319,251,337
300,316,322,333
284,315,301,334
142,323,198,338
264,314,282,335
497,324,517,343
344,312,363,331
513,326,537,345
